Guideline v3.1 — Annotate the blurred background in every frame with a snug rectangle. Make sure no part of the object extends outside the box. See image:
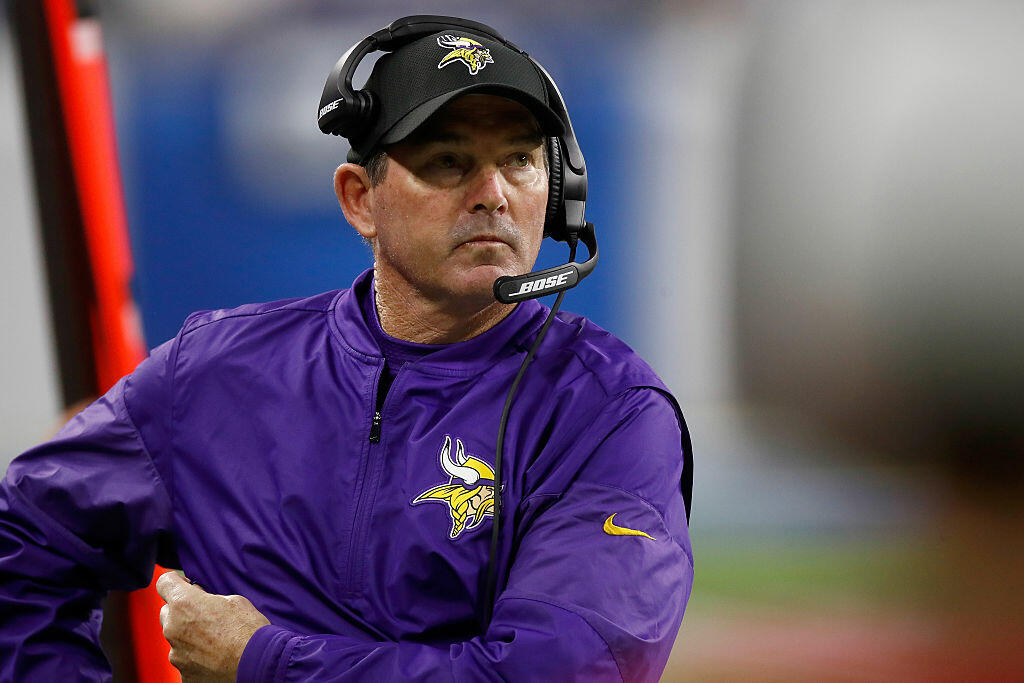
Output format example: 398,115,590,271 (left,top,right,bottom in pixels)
3,0,1023,680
